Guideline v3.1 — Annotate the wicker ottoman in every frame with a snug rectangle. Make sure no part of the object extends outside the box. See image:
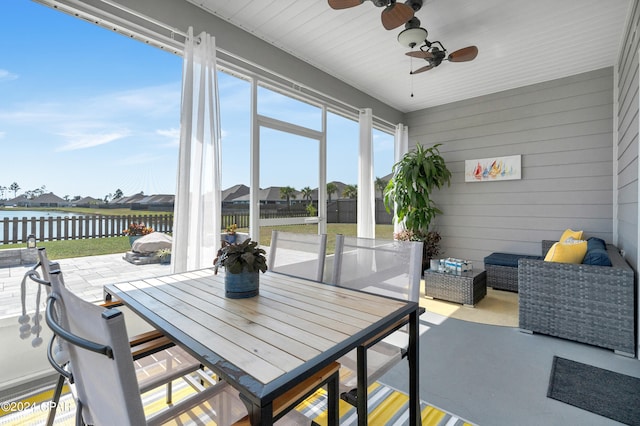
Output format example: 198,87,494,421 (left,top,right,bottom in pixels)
483,252,542,292
424,269,487,307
